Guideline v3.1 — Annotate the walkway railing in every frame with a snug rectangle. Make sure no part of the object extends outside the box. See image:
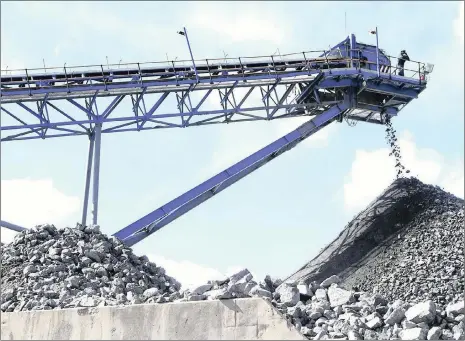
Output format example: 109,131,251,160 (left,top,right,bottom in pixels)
1,48,431,90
